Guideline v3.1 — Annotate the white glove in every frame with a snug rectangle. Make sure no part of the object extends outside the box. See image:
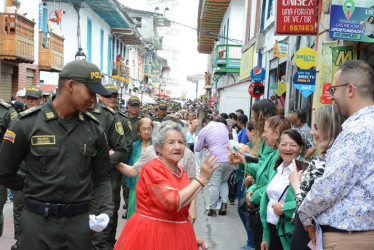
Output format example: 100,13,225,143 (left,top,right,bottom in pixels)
89,213,110,232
